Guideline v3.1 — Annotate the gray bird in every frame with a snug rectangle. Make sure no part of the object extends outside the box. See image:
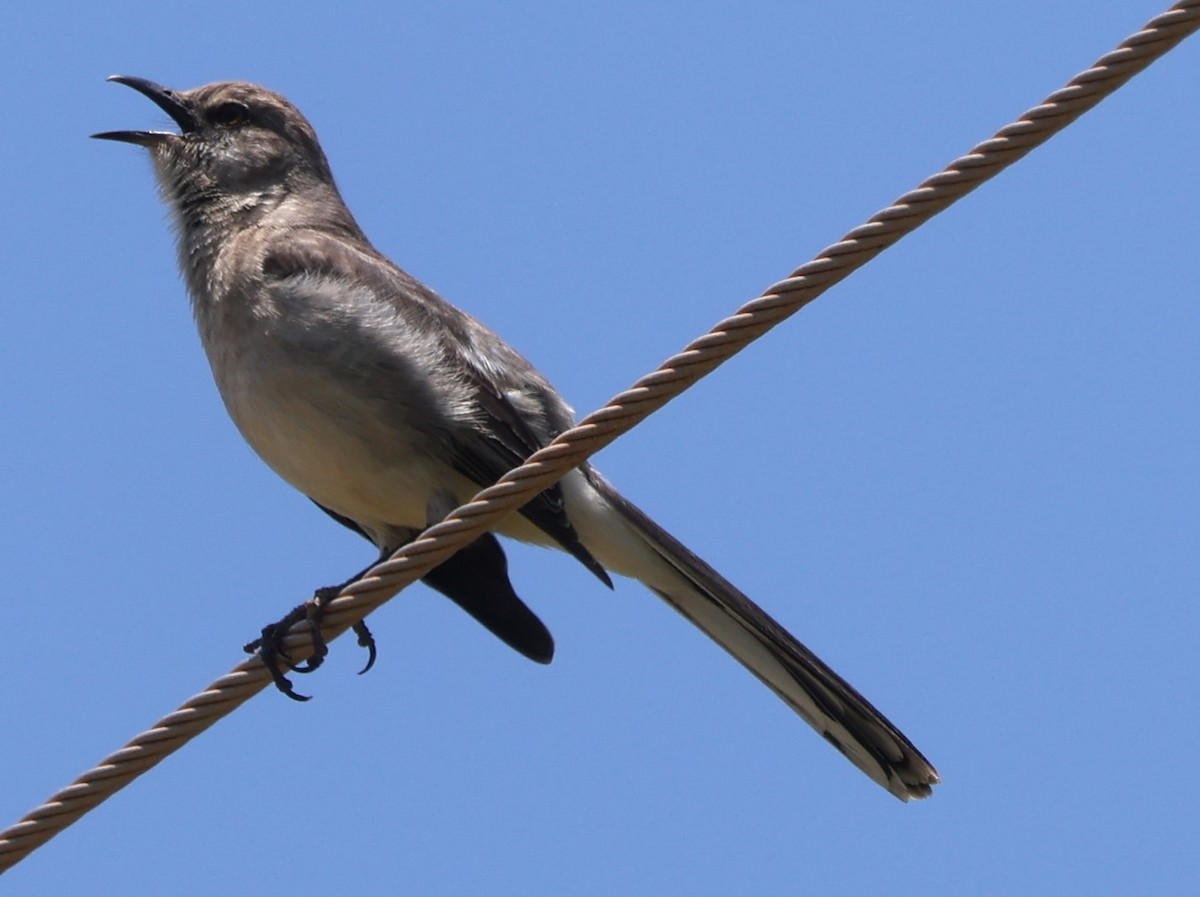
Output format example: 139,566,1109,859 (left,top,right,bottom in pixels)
94,75,938,801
